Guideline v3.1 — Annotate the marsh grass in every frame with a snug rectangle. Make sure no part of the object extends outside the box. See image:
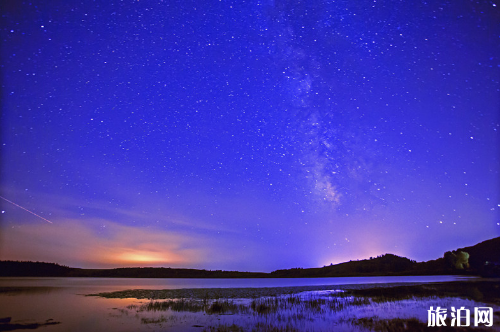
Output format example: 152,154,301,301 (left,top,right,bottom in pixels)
251,297,277,315
155,299,204,312
202,322,303,332
122,291,366,323
99,281,500,331
252,322,301,332
141,316,168,324
202,322,302,332
128,297,248,315
246,293,366,317
353,317,493,332
203,323,246,332
345,281,500,304
89,284,353,300
206,299,246,315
